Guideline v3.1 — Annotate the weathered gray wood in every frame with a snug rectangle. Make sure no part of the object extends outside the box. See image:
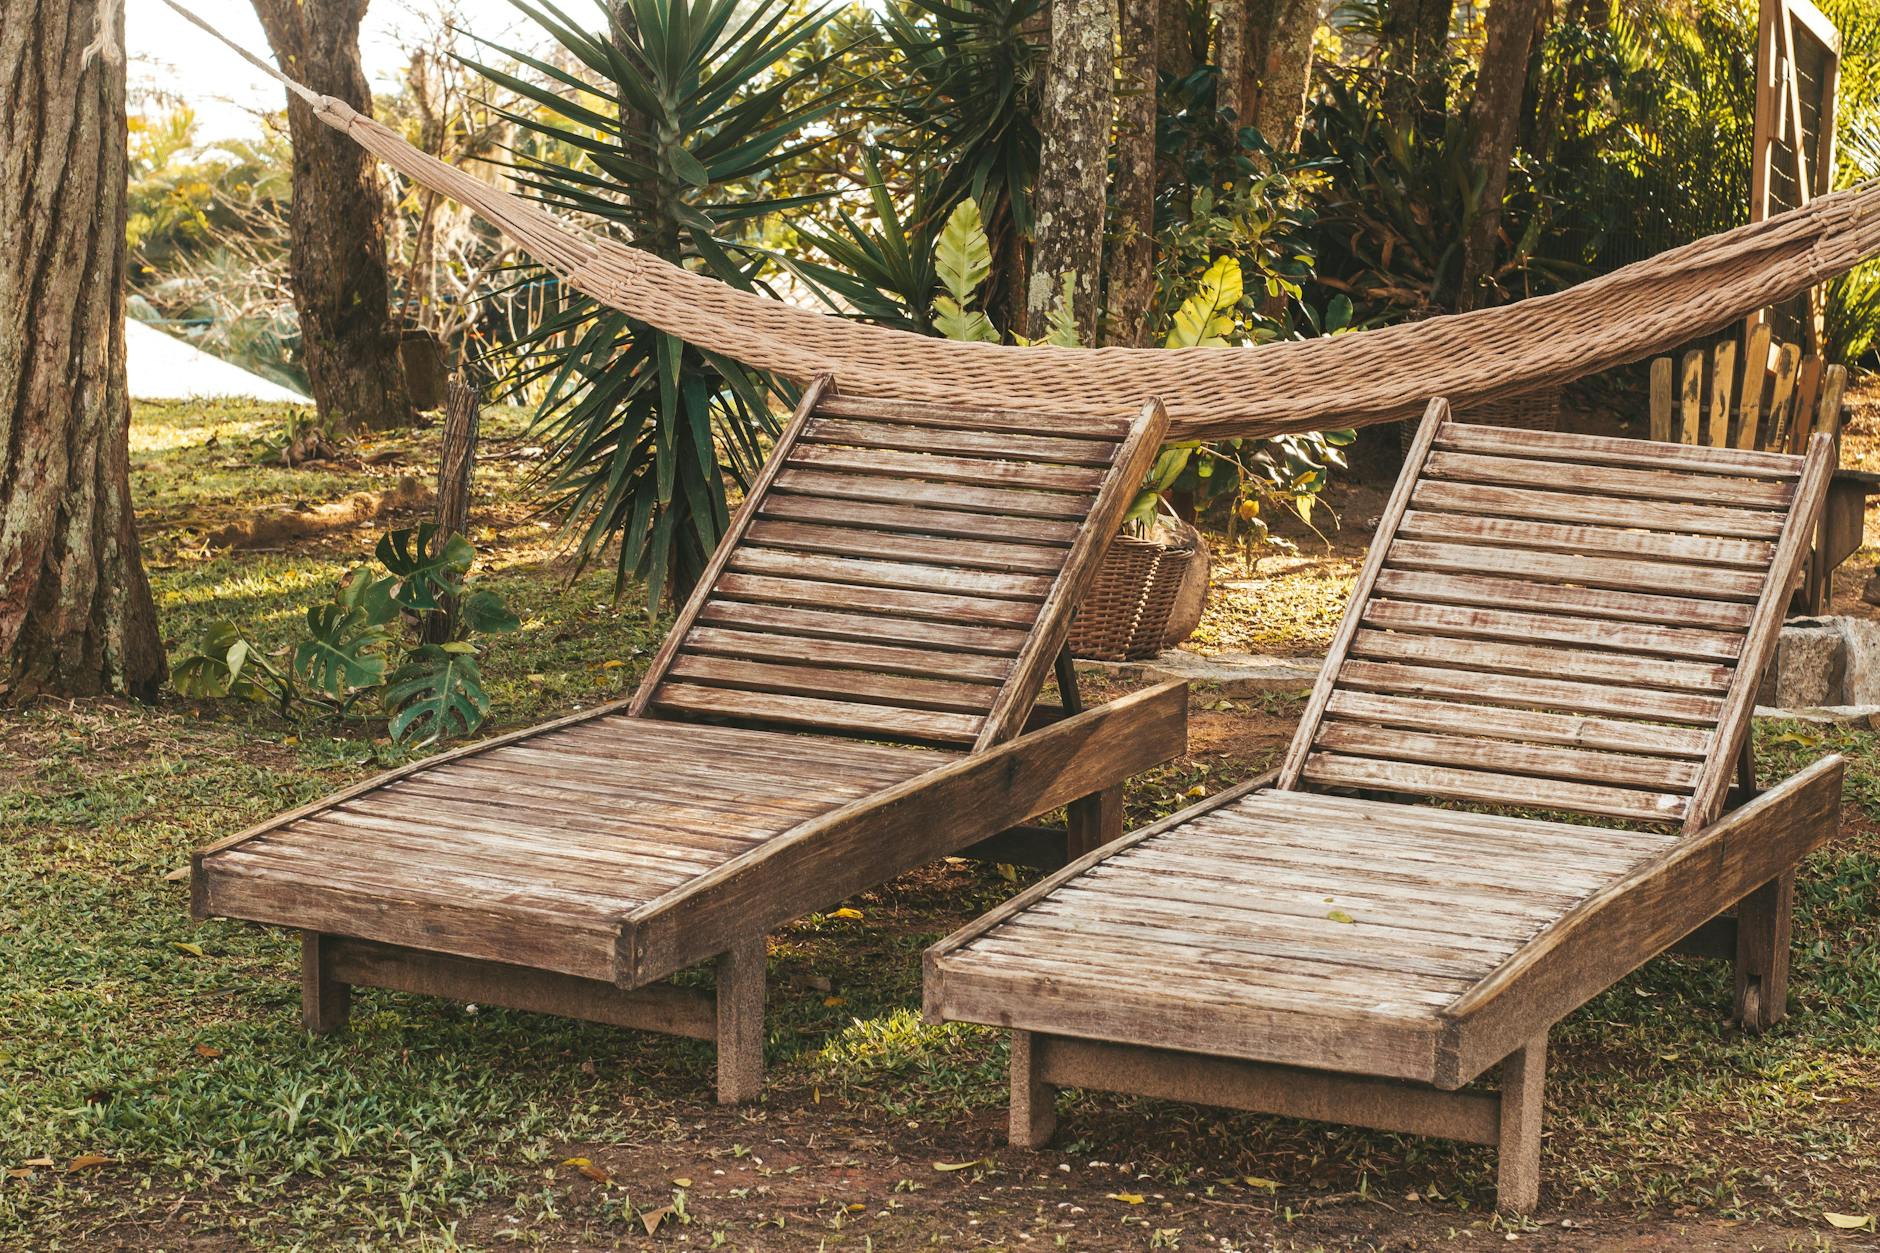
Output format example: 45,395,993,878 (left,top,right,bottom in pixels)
1066,785,1124,859
1372,569,1756,630
628,681,1189,982
1032,1035,1501,1145
786,443,1109,493
1396,509,1774,569
743,519,1066,574
1009,1031,1057,1147
811,393,1134,438
770,467,1094,520
1359,600,1744,661
302,932,350,1034
1278,397,1449,790
323,936,716,1039
757,492,1079,546
1438,411,1797,476
1495,1036,1547,1213
1409,479,1789,539
1649,356,1674,443
1423,449,1794,509
716,938,767,1104
629,374,830,717
1734,872,1794,1031
800,416,1118,466
1686,433,1837,829
1323,690,1713,758
1441,756,1842,1083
